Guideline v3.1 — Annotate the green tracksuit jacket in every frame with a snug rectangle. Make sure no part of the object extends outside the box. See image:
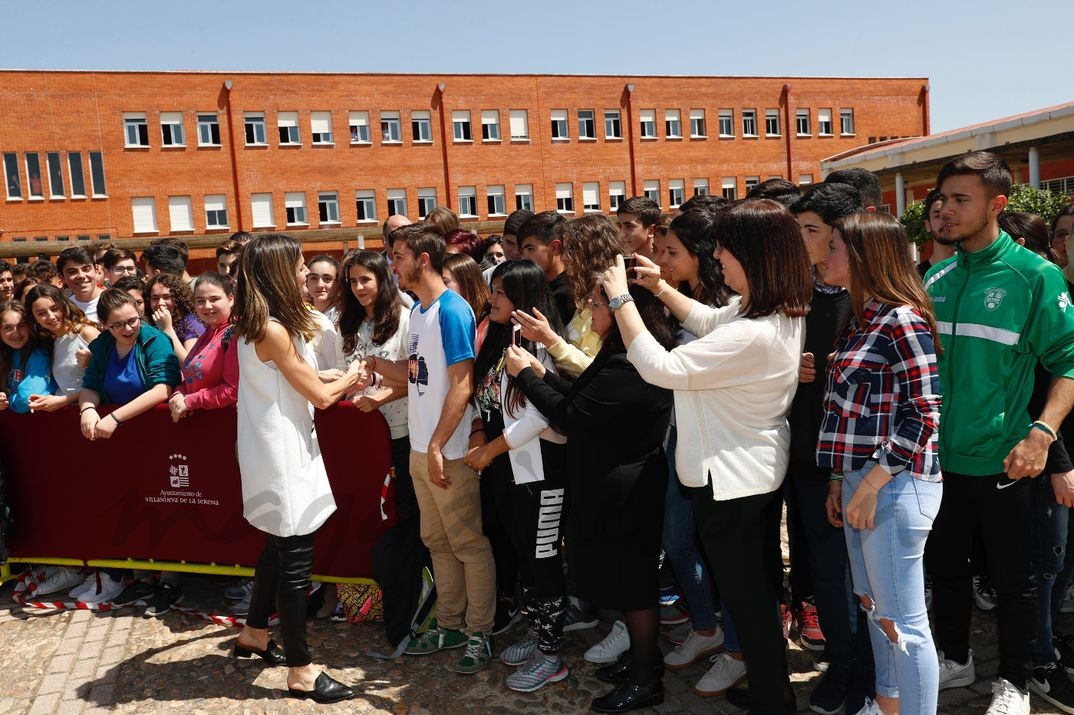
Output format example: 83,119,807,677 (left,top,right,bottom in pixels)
924,230,1074,475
